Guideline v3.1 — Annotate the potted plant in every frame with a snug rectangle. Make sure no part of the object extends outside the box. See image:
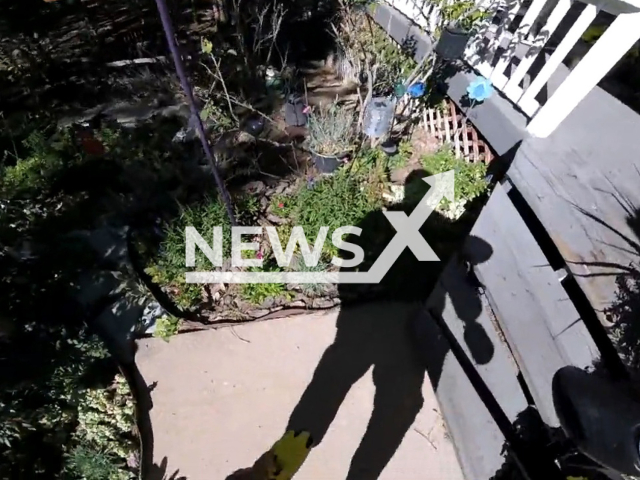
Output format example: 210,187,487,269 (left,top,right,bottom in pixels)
435,0,489,60
307,102,355,174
